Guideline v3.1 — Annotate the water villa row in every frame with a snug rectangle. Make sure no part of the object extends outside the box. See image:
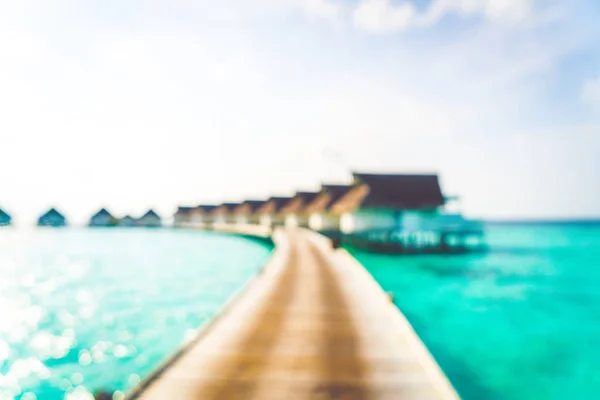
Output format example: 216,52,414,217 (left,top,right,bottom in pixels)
0,208,162,227
175,172,485,254
87,209,161,227
1,172,484,253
